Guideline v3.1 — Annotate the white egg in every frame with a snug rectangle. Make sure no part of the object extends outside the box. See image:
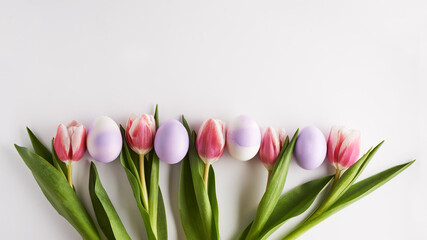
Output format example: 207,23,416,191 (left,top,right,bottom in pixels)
226,115,261,161
87,116,122,163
